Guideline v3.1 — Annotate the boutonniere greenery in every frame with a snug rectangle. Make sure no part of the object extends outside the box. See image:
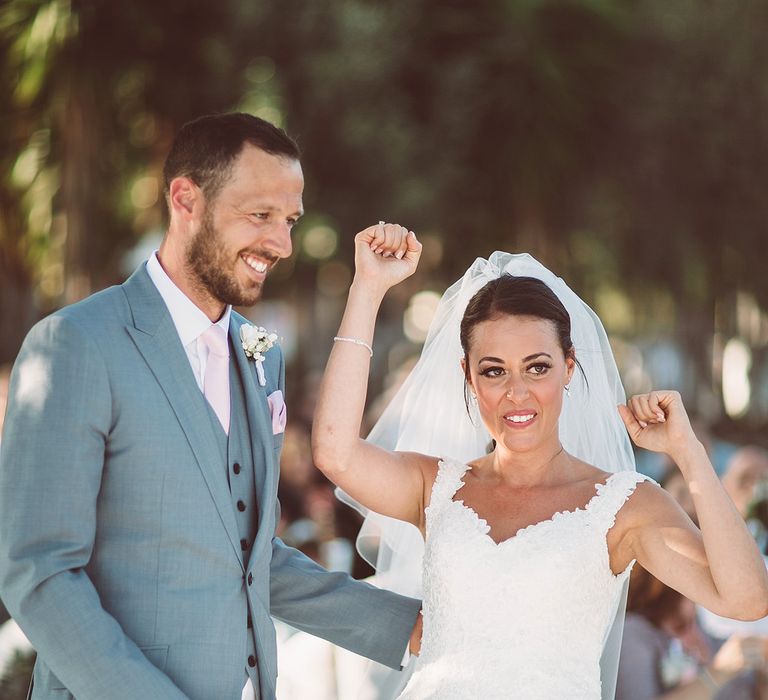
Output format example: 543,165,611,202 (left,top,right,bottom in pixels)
240,323,279,386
